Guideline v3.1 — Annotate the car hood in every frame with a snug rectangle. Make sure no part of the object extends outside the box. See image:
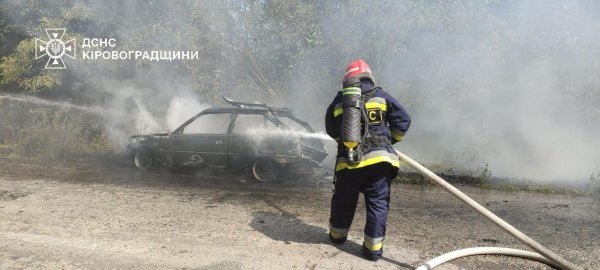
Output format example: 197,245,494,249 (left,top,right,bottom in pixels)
129,132,169,139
